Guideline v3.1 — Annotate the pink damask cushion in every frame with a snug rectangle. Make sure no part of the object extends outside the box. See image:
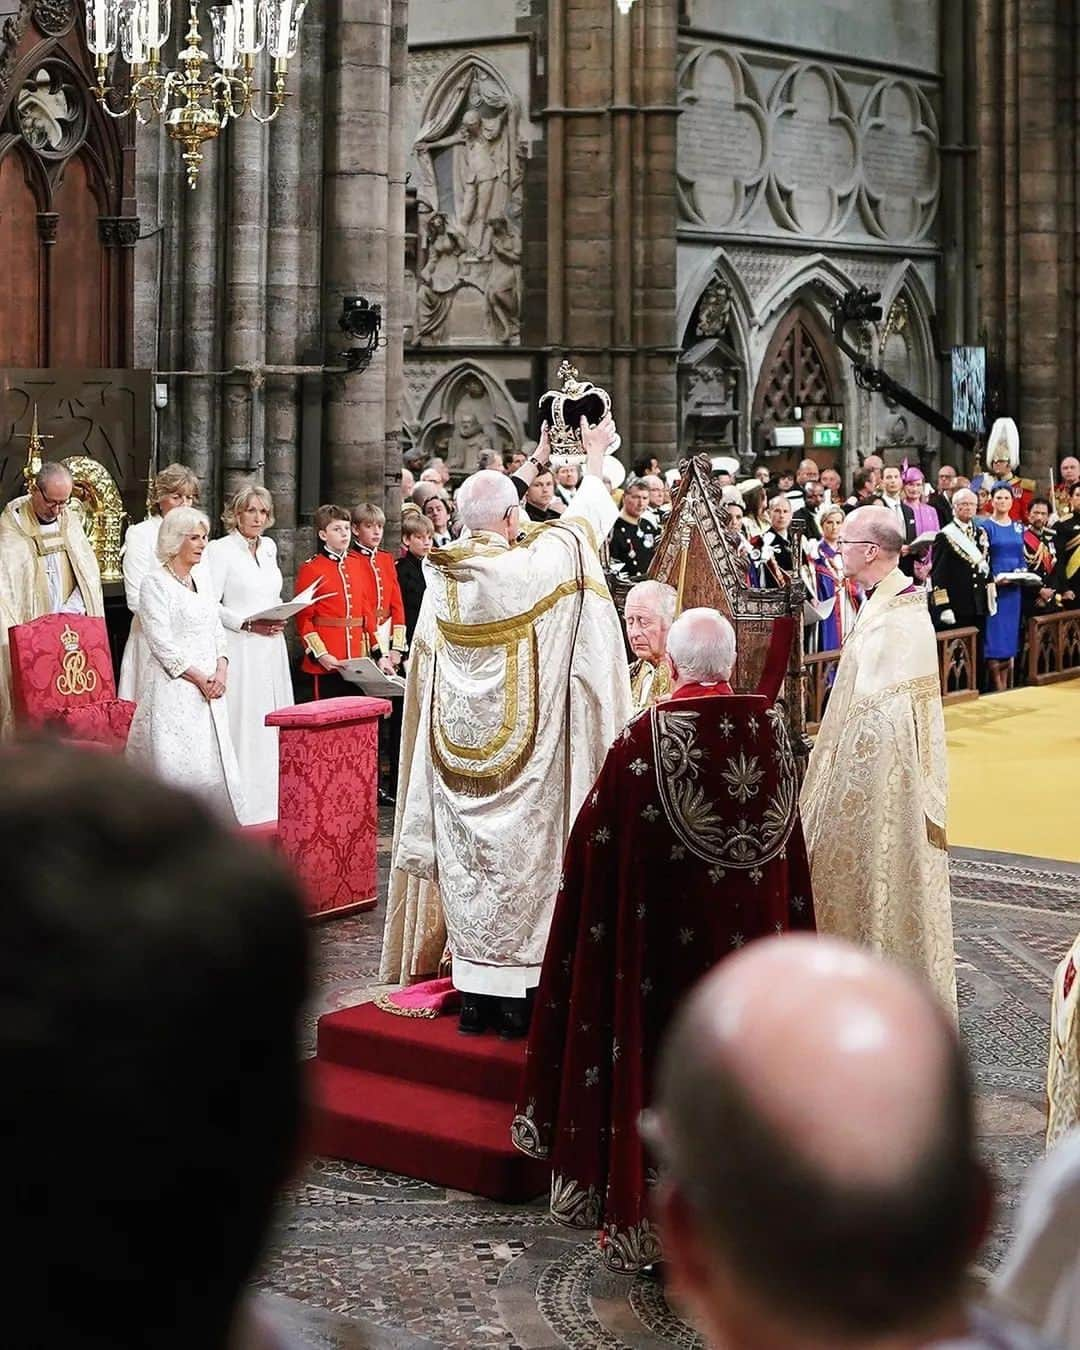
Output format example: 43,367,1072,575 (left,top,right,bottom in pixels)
266,696,392,730
9,615,118,723
49,698,137,751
